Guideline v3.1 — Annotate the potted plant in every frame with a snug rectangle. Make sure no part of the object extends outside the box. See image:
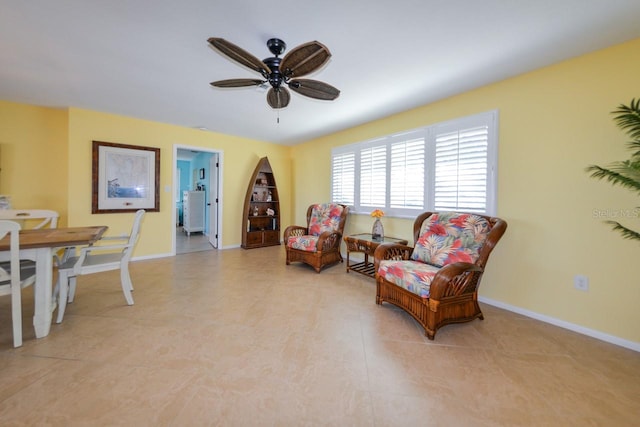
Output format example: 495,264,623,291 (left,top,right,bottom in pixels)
586,98,640,241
